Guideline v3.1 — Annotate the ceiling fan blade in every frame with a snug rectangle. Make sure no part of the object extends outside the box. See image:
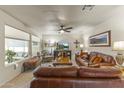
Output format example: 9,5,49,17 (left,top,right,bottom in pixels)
65,27,73,30
65,30,71,32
